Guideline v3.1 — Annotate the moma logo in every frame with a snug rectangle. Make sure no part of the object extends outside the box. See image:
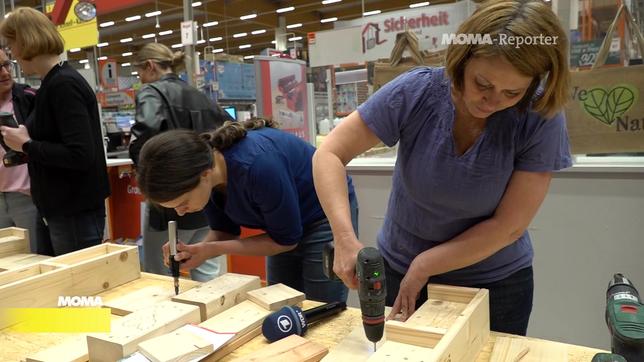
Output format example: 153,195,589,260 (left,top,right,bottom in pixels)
57,296,103,307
